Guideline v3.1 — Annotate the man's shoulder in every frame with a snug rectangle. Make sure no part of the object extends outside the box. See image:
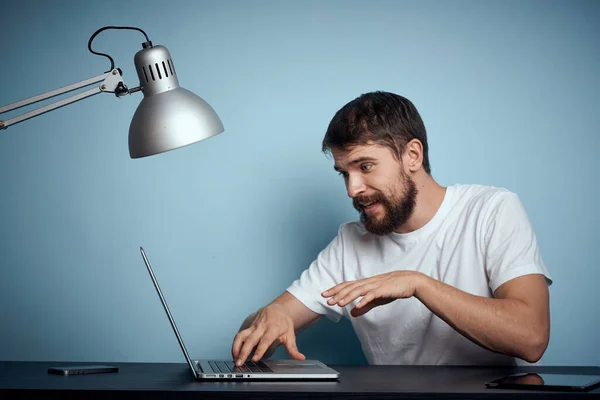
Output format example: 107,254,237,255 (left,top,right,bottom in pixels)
450,184,517,208
448,184,525,227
